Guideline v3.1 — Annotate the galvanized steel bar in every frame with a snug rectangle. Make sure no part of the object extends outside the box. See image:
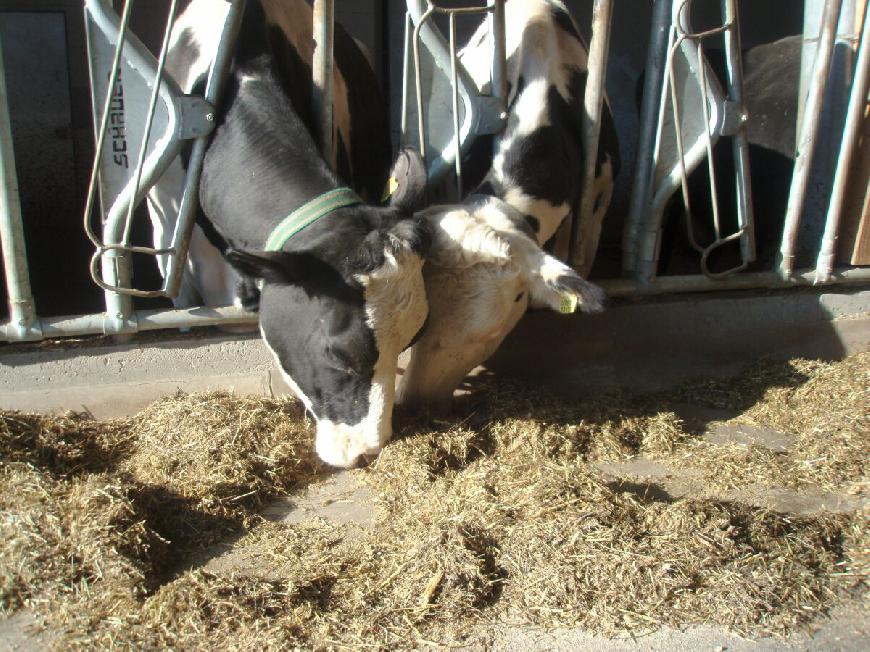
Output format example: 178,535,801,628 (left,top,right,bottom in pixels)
122,0,179,246
816,1,870,283
799,0,858,145
570,0,614,275
312,0,335,165
778,0,844,279
164,0,246,298
0,35,40,341
412,3,438,162
599,266,870,297
449,12,463,199
721,0,756,267
624,0,673,273
1,305,257,342
401,11,412,141
6,265,870,342
489,0,507,105
83,0,137,334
